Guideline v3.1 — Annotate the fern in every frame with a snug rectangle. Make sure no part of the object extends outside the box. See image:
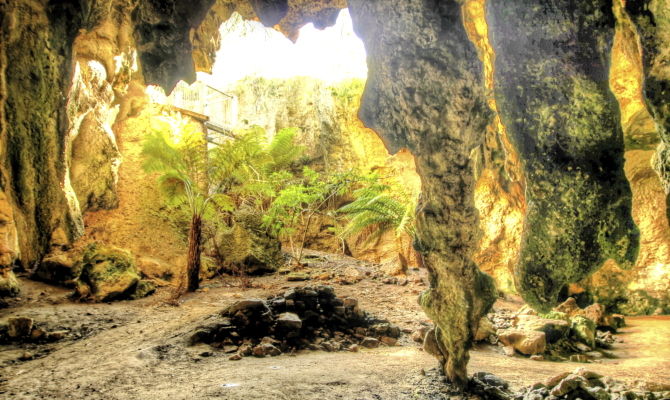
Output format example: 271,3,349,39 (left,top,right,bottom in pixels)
338,177,417,243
